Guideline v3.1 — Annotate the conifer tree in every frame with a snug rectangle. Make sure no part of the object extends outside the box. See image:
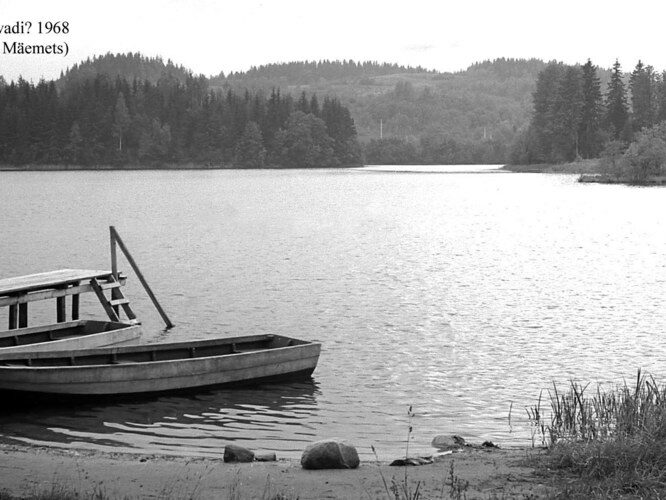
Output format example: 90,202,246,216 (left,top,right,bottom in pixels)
578,59,604,158
630,60,657,132
658,72,666,123
551,66,583,161
605,60,629,140
530,62,566,161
